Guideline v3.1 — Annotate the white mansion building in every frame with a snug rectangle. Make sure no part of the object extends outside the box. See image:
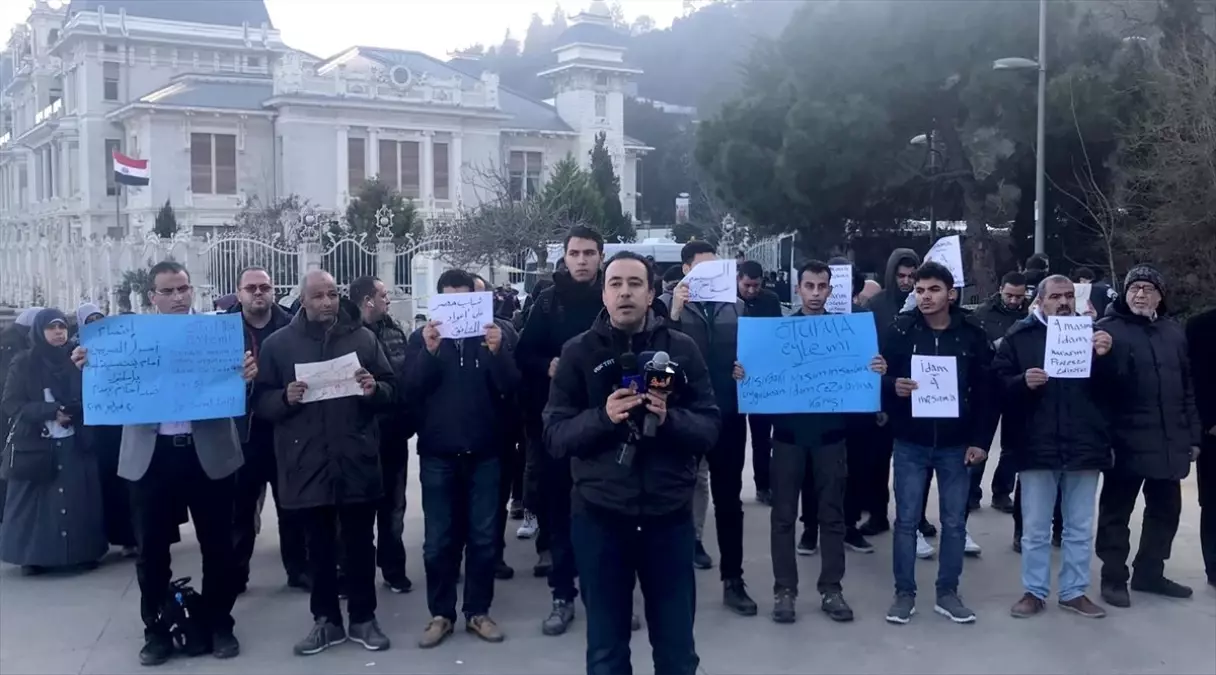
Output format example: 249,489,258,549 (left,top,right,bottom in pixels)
0,0,650,240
